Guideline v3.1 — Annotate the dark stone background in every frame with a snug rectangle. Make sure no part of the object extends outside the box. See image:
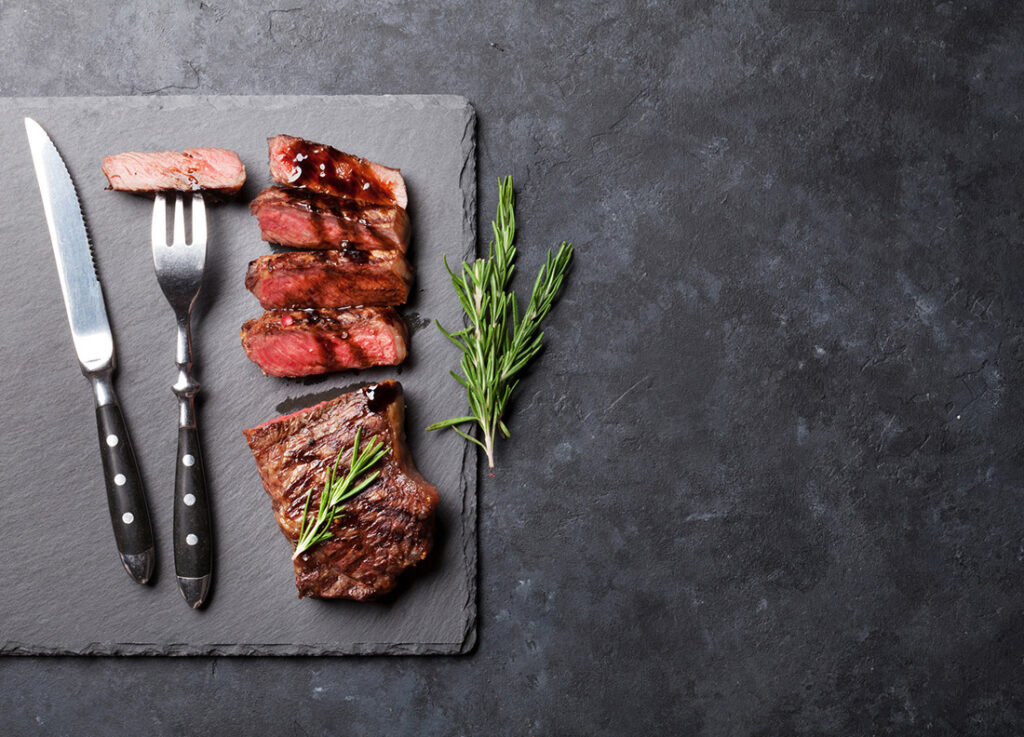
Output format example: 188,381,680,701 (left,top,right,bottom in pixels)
1,1,1022,734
